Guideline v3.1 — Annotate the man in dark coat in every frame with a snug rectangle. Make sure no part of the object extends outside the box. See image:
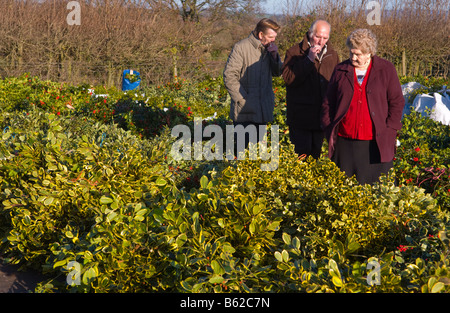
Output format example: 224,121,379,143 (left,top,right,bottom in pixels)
282,20,339,159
